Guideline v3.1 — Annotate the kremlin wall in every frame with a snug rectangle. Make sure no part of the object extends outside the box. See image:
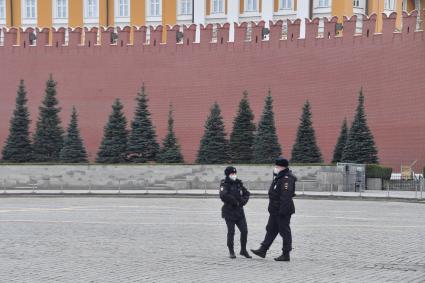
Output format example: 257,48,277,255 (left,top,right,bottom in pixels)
0,11,424,170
